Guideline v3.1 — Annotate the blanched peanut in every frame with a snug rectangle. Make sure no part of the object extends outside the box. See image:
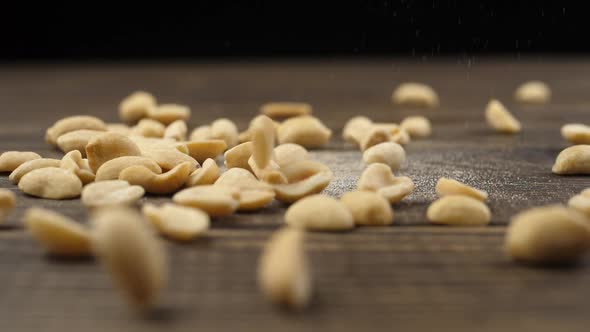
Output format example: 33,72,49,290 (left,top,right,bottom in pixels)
186,158,220,187
56,129,104,156
274,143,309,168
143,203,210,242
506,205,590,264
106,123,132,135
552,145,590,175
189,125,212,141
248,157,287,184
91,207,168,309
224,142,253,171
95,156,162,181
362,142,405,171
164,120,187,141
129,136,188,154
514,81,551,104
119,91,156,123
360,127,392,151
427,195,491,226
132,119,166,138
561,124,590,144
19,167,82,199
60,150,95,184
82,180,145,208
9,158,61,184
343,116,373,144
392,82,439,108
23,207,92,257
0,151,42,172
435,177,488,201
119,162,192,194
238,129,251,143
341,191,393,226
274,161,333,203
285,194,354,231
0,189,15,224
173,185,240,217
400,116,432,138
148,103,190,125
250,115,275,169
45,115,107,146
568,194,590,217
357,163,414,203
140,148,199,173
277,116,332,149
86,132,142,172
210,118,239,148
260,102,312,119
485,99,521,134
215,168,275,210
391,127,411,145
258,228,311,309
183,139,227,163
